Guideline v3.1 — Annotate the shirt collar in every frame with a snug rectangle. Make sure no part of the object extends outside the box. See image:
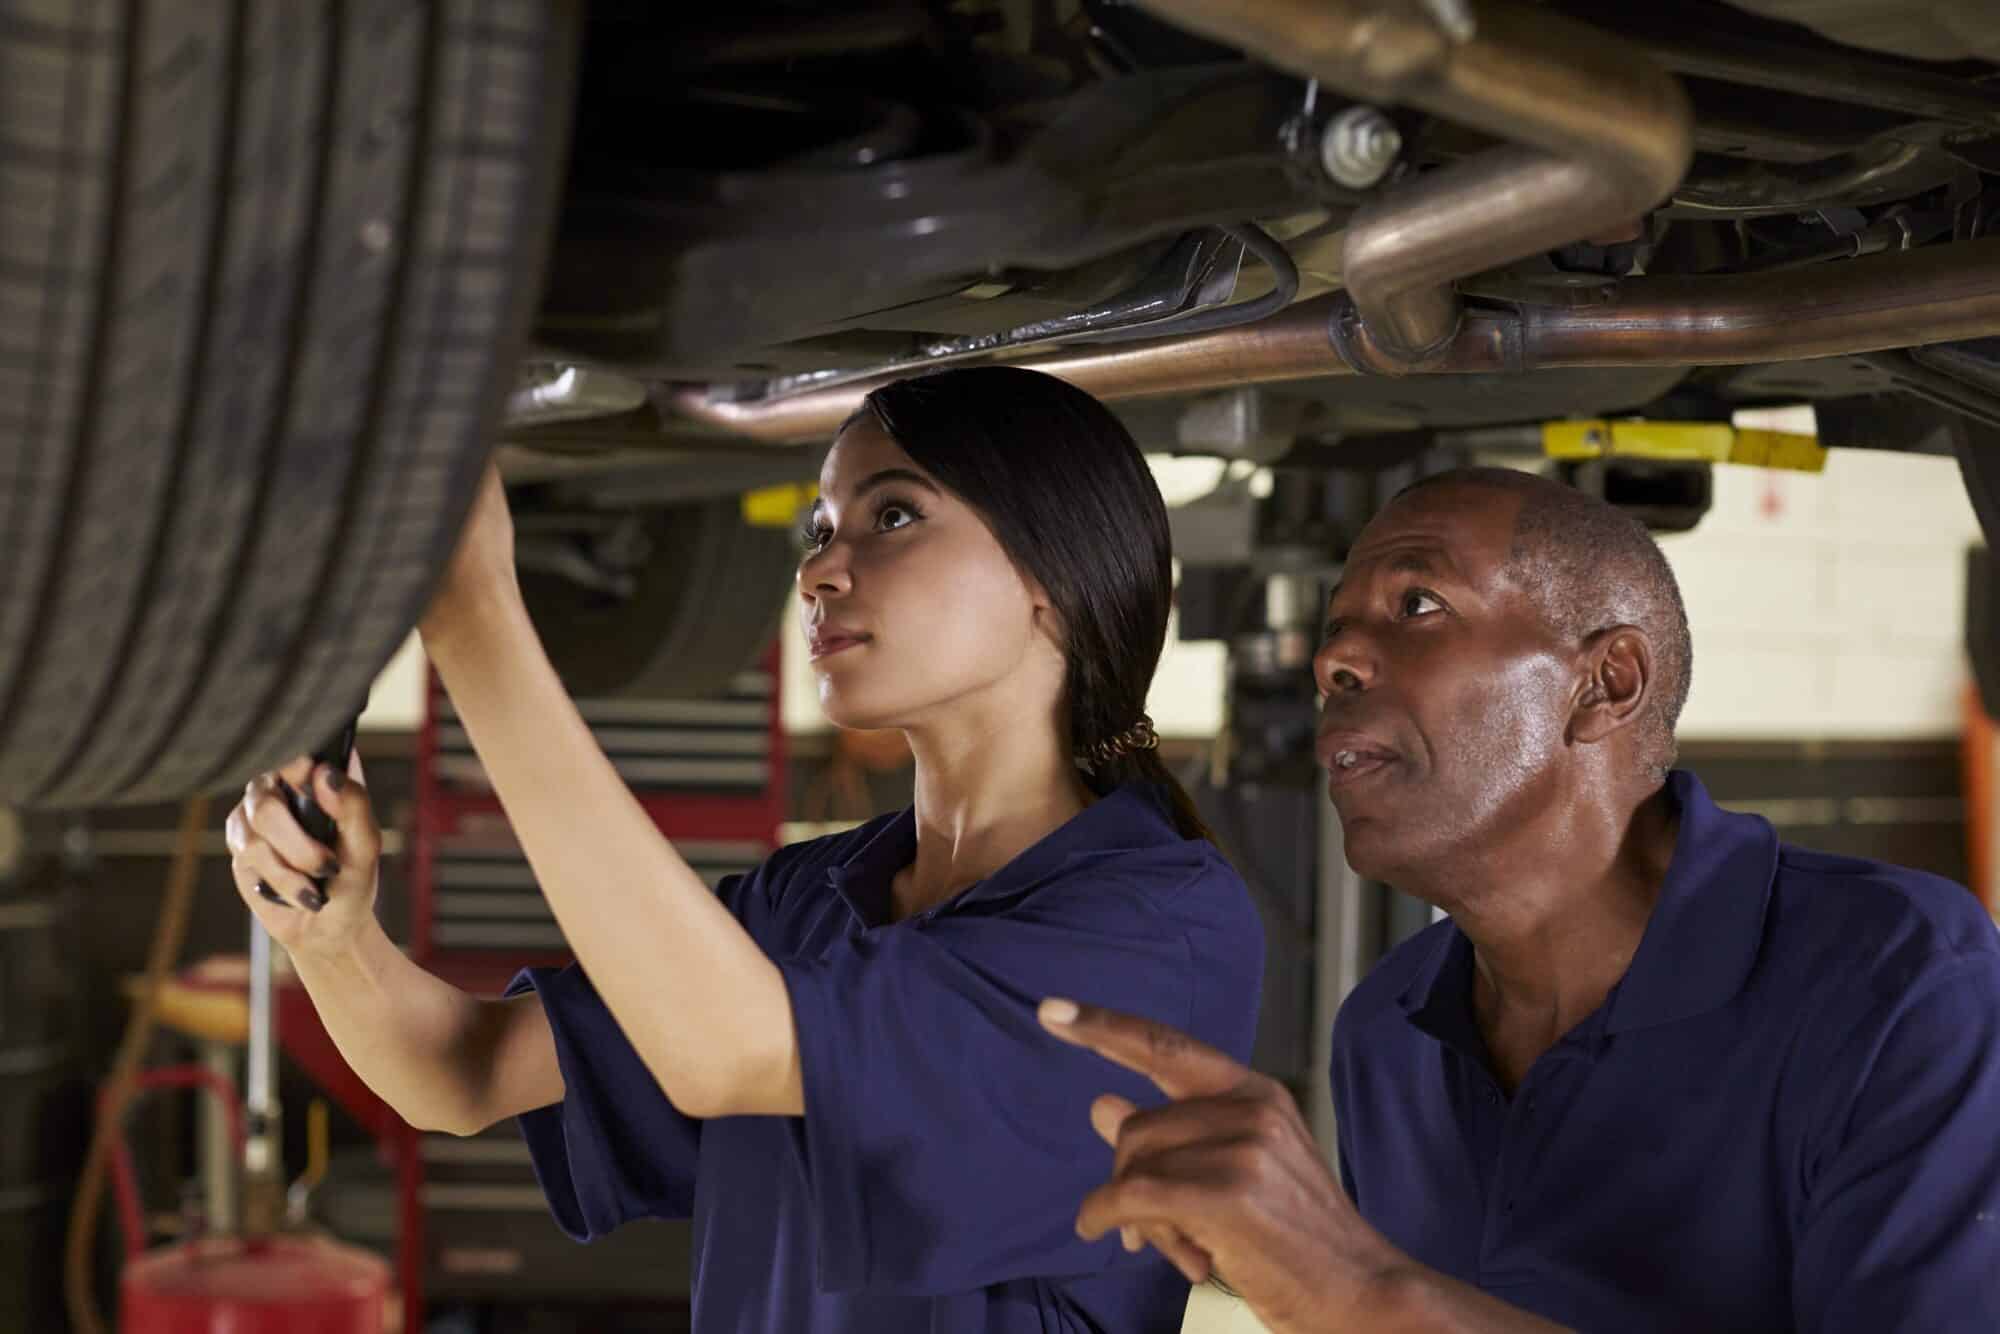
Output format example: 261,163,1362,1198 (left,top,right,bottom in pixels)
824,782,1185,928
1398,770,1778,1040
1602,769,1777,1034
